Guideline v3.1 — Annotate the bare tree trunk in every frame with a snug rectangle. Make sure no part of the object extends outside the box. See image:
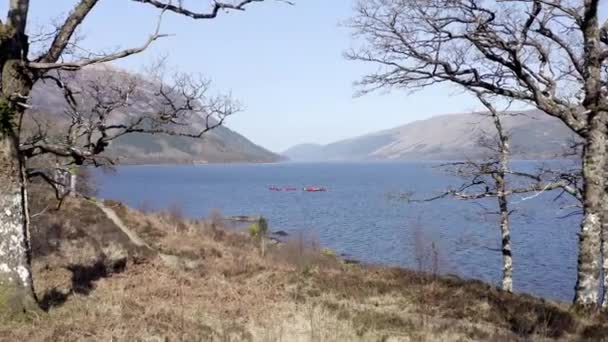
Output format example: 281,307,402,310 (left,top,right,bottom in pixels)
481,95,513,293
52,164,78,197
601,189,608,308
69,171,77,196
0,136,37,314
495,112,512,293
602,214,608,308
574,120,607,307
53,163,68,197
496,175,513,292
